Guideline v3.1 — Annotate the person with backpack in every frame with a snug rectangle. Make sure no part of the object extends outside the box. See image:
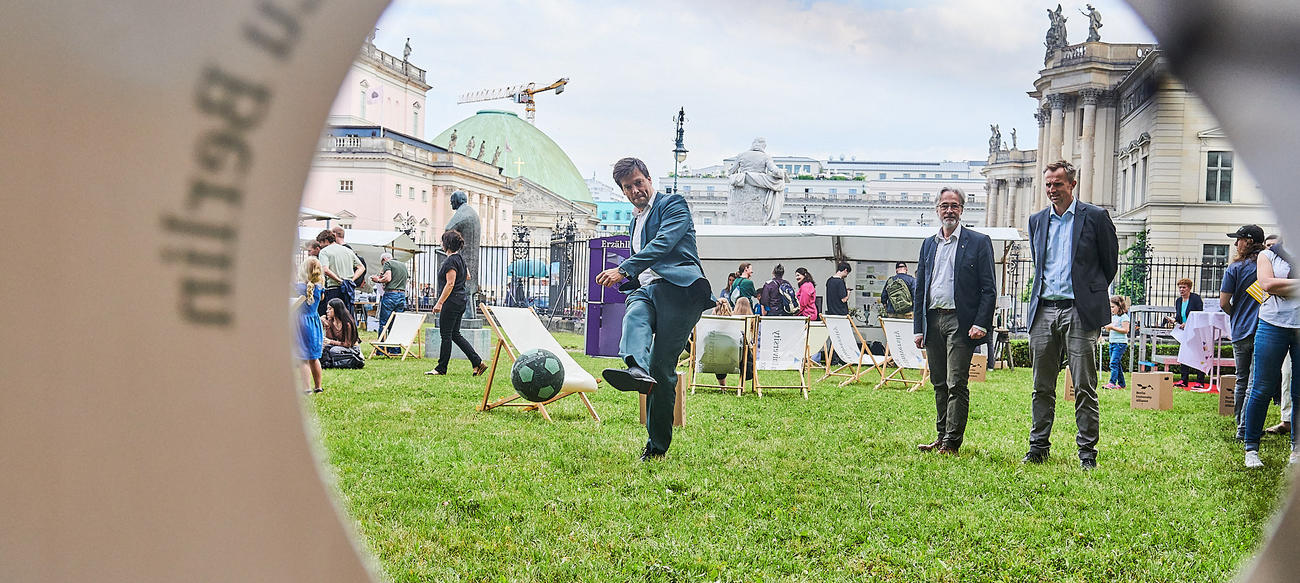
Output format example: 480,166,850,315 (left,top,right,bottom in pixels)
760,264,799,316
730,262,757,309
882,262,917,318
